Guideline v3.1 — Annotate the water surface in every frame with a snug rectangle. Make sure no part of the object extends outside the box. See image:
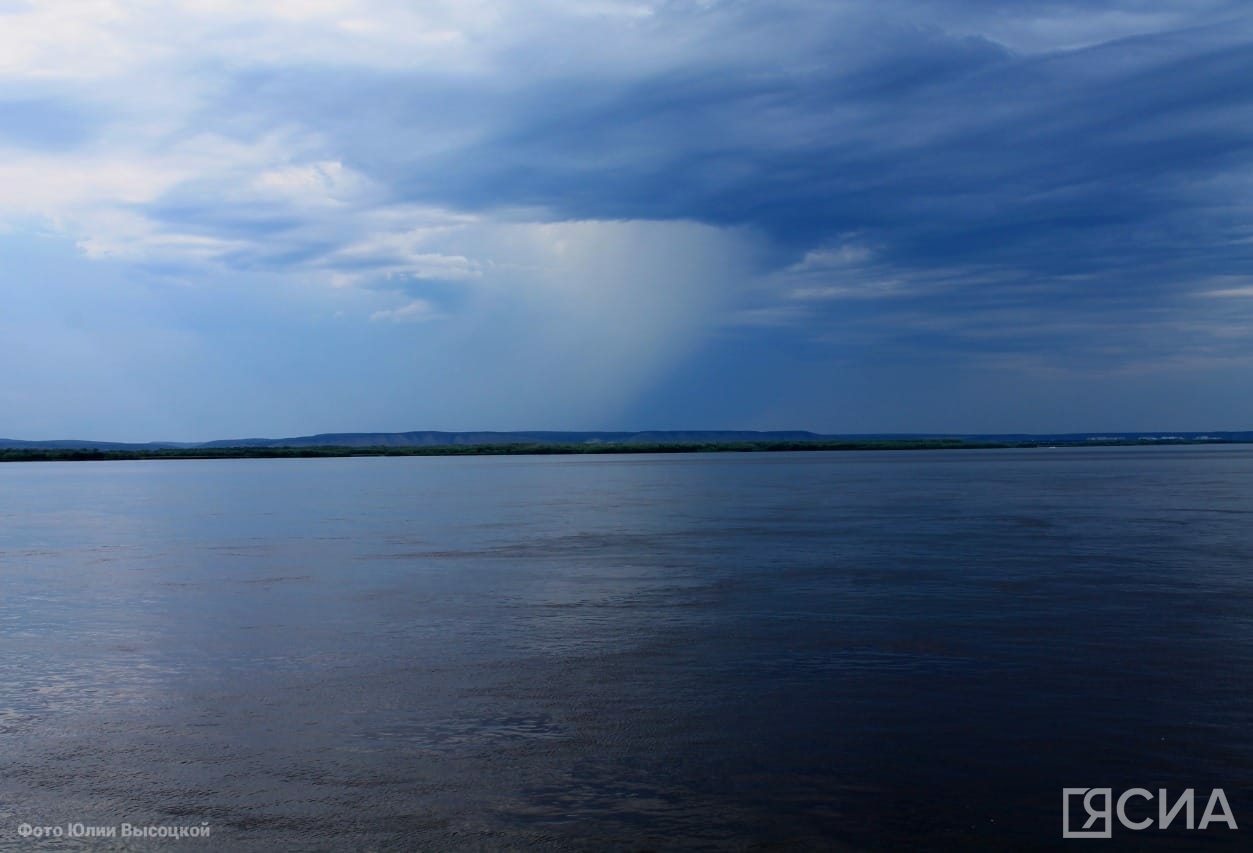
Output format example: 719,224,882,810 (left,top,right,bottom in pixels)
2,447,1252,849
